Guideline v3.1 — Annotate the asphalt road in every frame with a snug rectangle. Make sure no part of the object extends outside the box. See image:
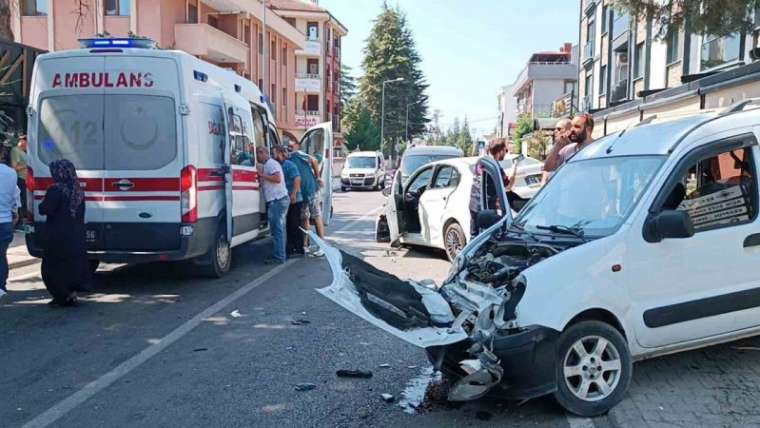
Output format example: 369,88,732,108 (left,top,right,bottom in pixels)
3,190,760,427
